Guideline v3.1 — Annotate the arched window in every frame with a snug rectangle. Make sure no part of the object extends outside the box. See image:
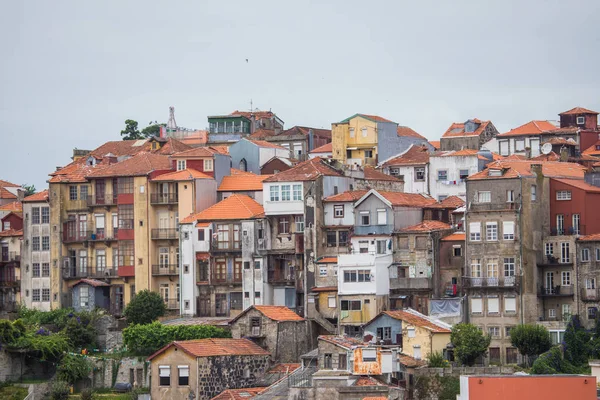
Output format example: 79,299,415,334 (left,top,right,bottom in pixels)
239,158,247,171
